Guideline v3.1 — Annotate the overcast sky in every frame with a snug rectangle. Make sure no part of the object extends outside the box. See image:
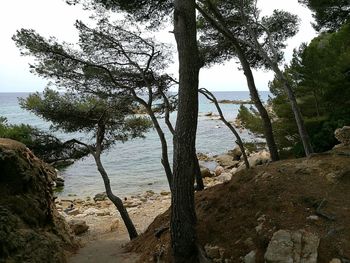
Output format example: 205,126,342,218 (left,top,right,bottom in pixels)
0,0,317,93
